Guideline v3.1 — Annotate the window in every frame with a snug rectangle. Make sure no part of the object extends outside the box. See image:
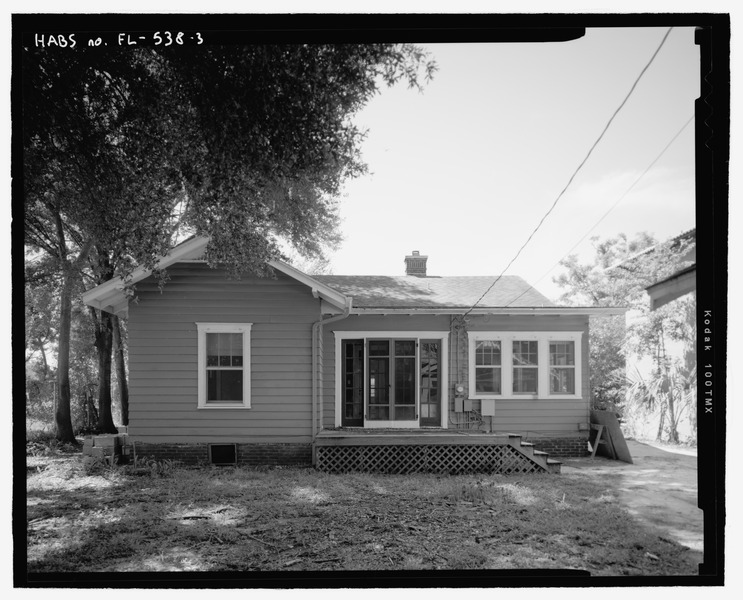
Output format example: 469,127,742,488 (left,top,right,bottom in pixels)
197,323,252,408
468,332,582,399
550,341,575,394
512,340,538,393
474,340,501,394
